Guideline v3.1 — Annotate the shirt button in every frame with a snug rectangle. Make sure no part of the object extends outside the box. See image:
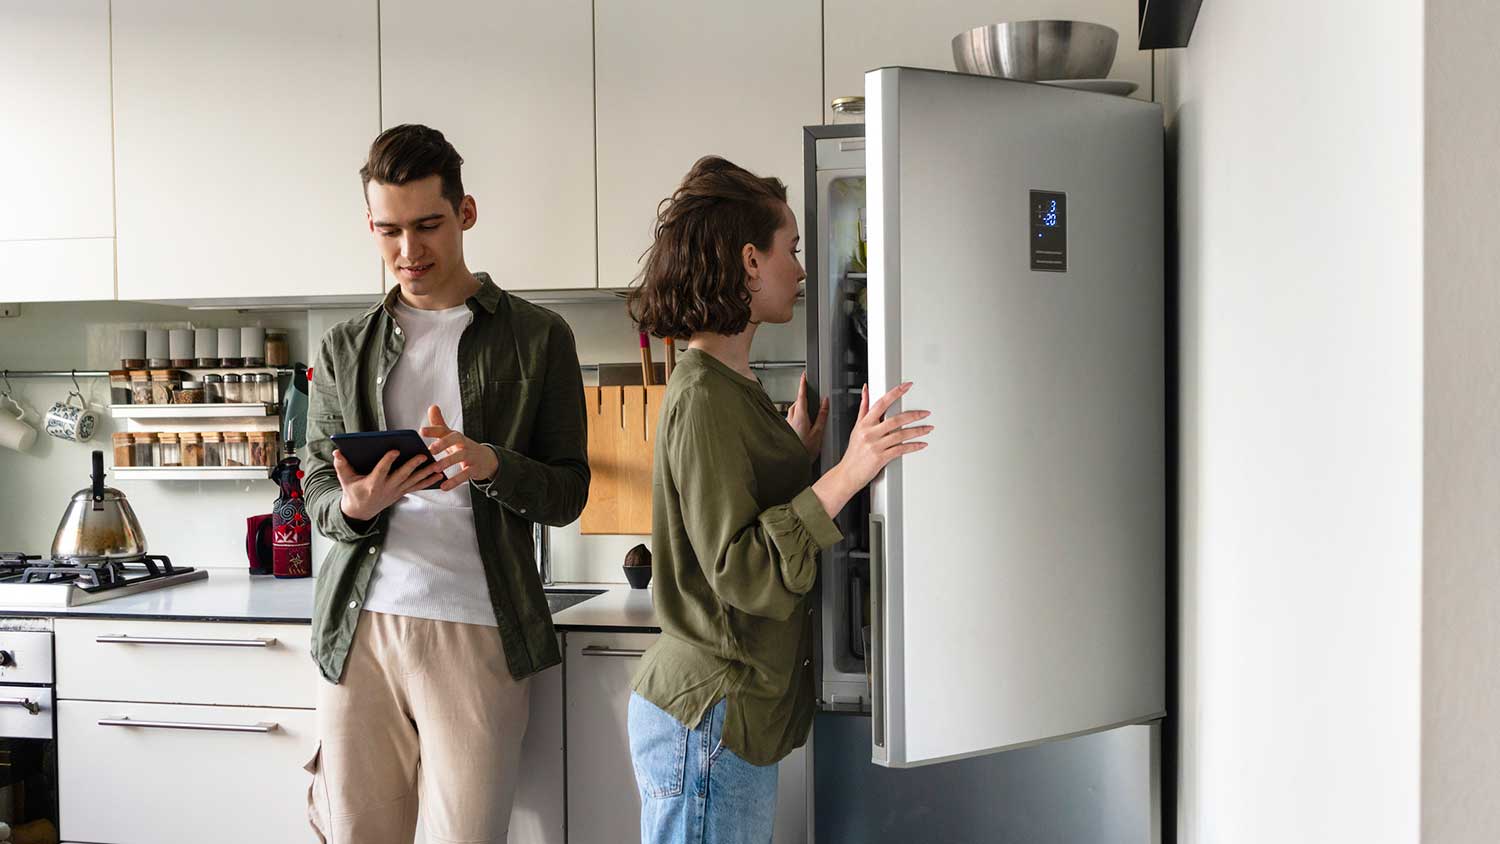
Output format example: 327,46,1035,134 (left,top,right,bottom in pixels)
375,376,383,385
348,600,359,609
518,507,527,514
394,326,403,336
803,659,811,667
367,547,376,555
